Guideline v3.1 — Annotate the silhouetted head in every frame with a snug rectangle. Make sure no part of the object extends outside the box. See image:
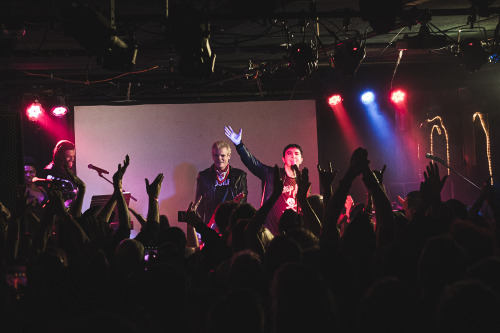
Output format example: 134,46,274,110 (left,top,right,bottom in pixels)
278,209,304,235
